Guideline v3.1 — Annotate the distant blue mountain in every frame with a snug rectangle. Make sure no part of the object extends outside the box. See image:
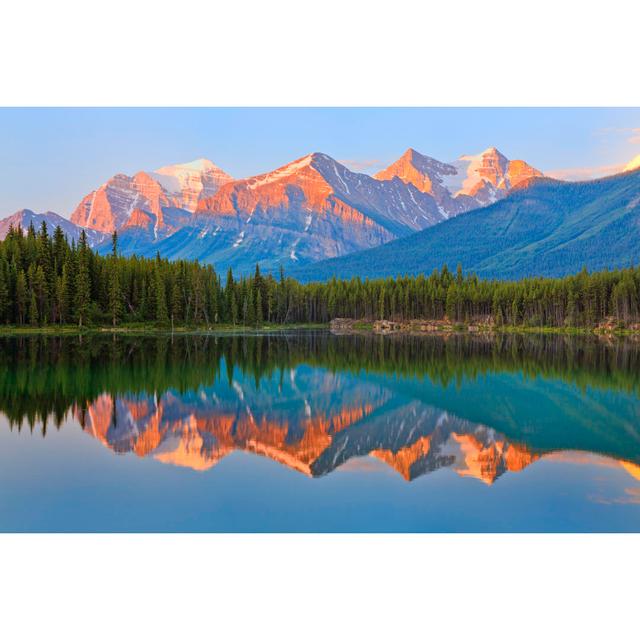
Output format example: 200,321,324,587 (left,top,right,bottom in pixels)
0,209,106,245
289,169,640,282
